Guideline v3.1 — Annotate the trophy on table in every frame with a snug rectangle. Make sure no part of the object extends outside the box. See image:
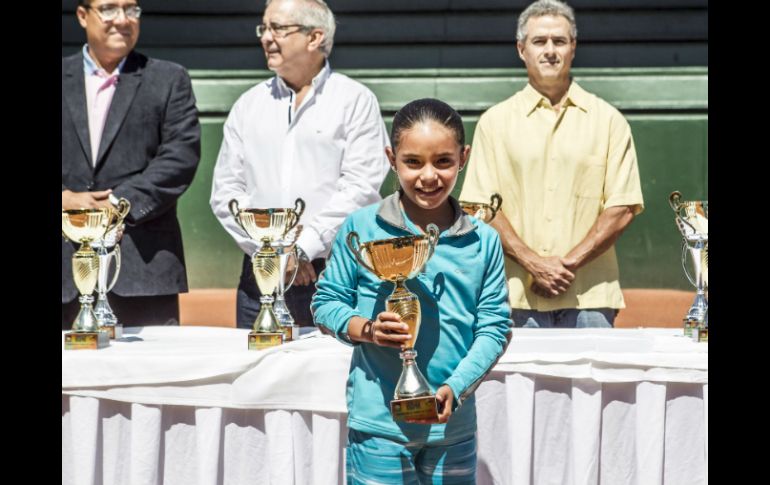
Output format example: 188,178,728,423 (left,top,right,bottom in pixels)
230,198,305,350
62,199,130,350
273,224,303,341
346,225,440,421
668,191,708,341
91,223,125,339
459,193,503,223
